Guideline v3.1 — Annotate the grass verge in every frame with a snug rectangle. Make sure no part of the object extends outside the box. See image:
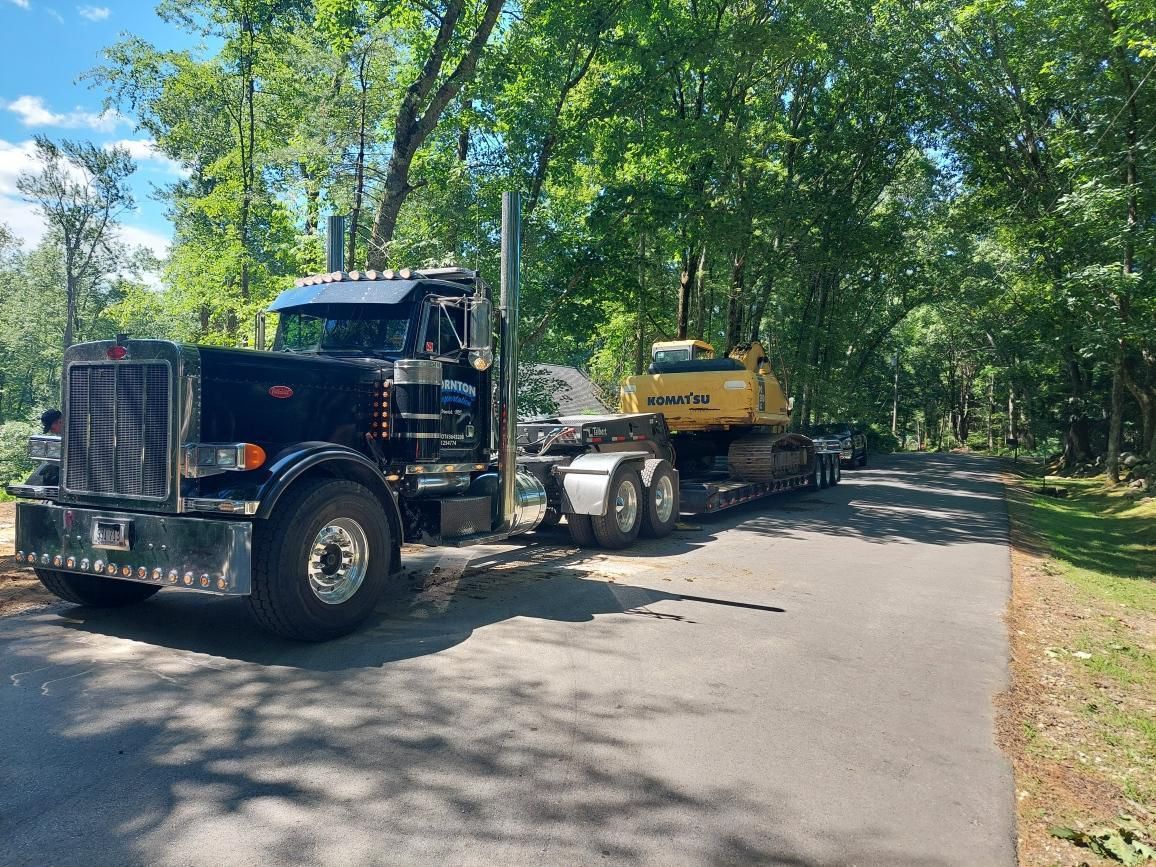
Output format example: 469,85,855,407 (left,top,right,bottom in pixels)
1000,467,1156,865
